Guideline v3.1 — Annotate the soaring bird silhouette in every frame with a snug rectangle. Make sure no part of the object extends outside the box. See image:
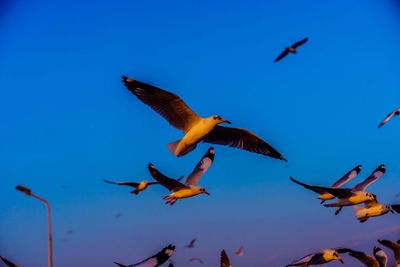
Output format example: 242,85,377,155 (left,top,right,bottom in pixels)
273,37,308,62
185,238,197,248
122,76,286,161
378,107,400,128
